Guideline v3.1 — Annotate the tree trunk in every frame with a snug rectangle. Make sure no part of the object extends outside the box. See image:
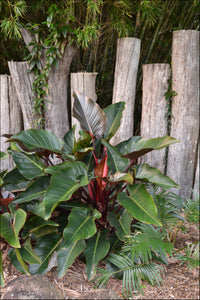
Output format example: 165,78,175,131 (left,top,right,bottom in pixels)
166,30,199,199
139,64,170,173
8,61,38,129
111,38,141,145
0,75,23,171
20,27,77,138
70,72,98,139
